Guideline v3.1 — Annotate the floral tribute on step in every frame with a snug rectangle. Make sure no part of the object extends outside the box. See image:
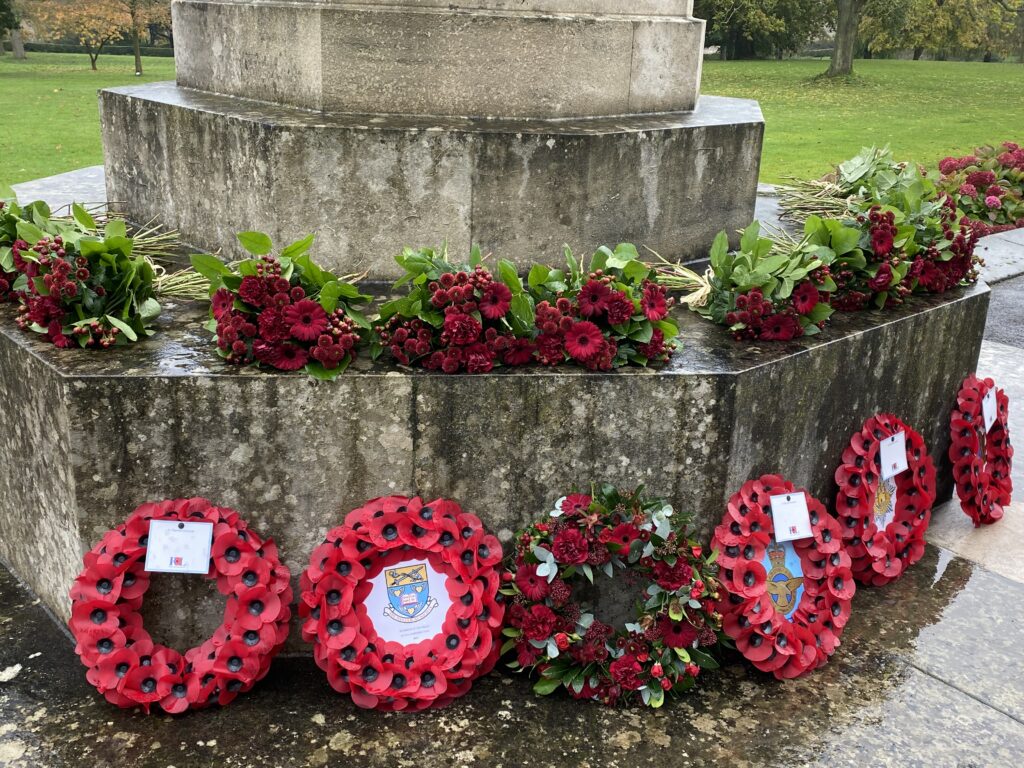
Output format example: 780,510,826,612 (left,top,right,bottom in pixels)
950,374,1013,526
299,496,505,711
834,414,936,586
502,485,721,708
712,476,855,680
68,498,292,713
